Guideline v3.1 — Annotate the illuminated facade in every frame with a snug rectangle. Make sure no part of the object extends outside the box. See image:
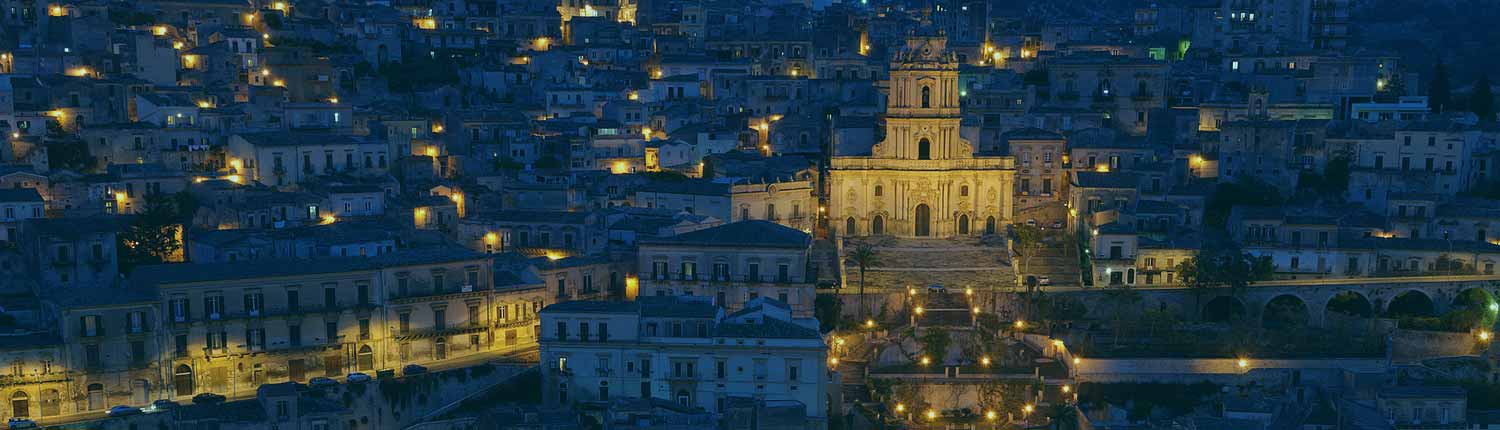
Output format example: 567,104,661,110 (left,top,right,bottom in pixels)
829,31,1016,238
0,248,549,423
